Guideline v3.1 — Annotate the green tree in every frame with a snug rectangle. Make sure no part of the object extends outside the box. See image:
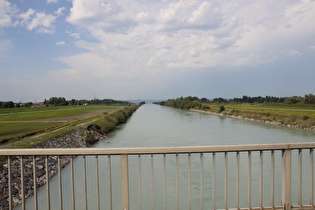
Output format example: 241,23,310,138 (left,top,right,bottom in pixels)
45,97,68,106
2,101,15,108
304,94,315,104
285,96,303,104
24,102,33,107
200,98,209,102
69,99,77,106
